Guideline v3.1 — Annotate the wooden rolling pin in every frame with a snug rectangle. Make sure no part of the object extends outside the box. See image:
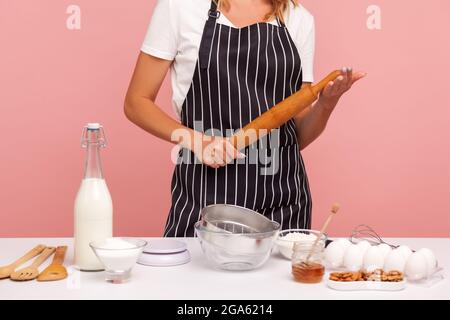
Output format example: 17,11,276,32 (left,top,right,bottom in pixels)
230,70,342,150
